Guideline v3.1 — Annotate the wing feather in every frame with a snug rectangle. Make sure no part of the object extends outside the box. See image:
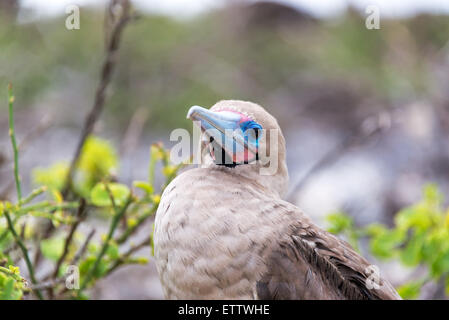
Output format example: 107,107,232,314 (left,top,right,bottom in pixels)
256,204,401,300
